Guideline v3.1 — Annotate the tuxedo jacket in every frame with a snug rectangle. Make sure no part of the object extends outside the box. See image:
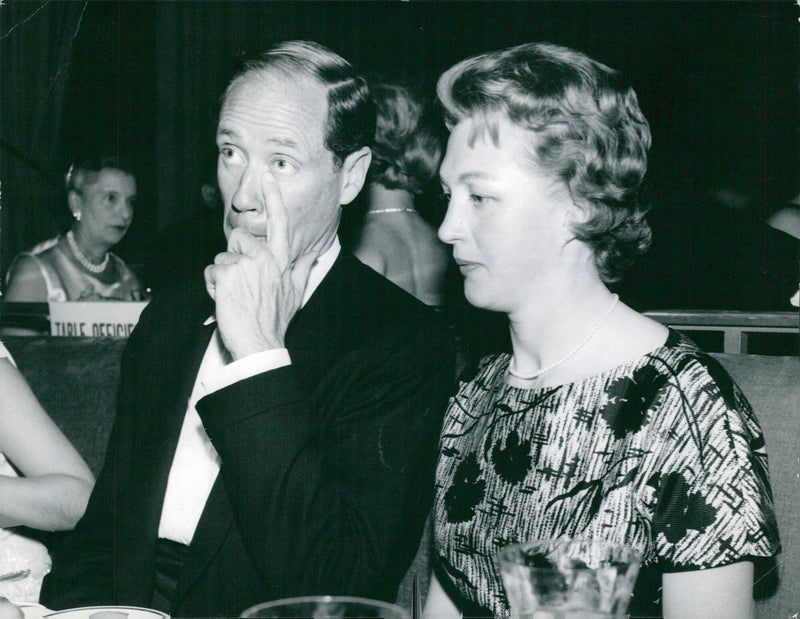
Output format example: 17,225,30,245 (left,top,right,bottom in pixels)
41,252,455,617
